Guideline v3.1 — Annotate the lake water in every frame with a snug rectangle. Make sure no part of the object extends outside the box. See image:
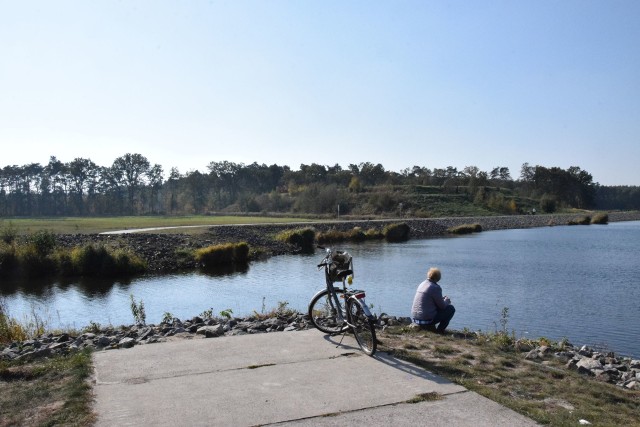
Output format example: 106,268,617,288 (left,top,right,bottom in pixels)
3,221,639,358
